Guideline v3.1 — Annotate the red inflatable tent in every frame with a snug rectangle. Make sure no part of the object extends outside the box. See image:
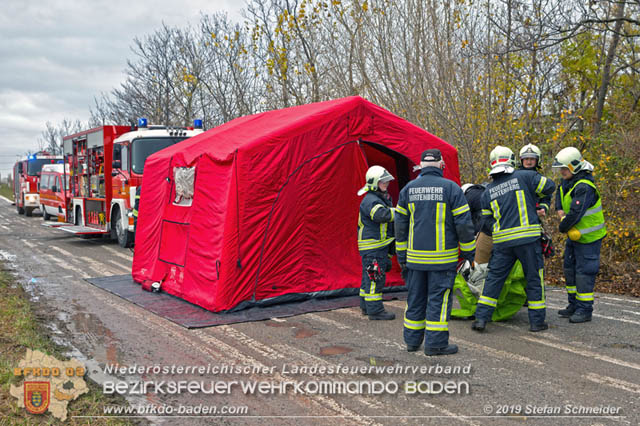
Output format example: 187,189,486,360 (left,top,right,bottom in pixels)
132,96,459,312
